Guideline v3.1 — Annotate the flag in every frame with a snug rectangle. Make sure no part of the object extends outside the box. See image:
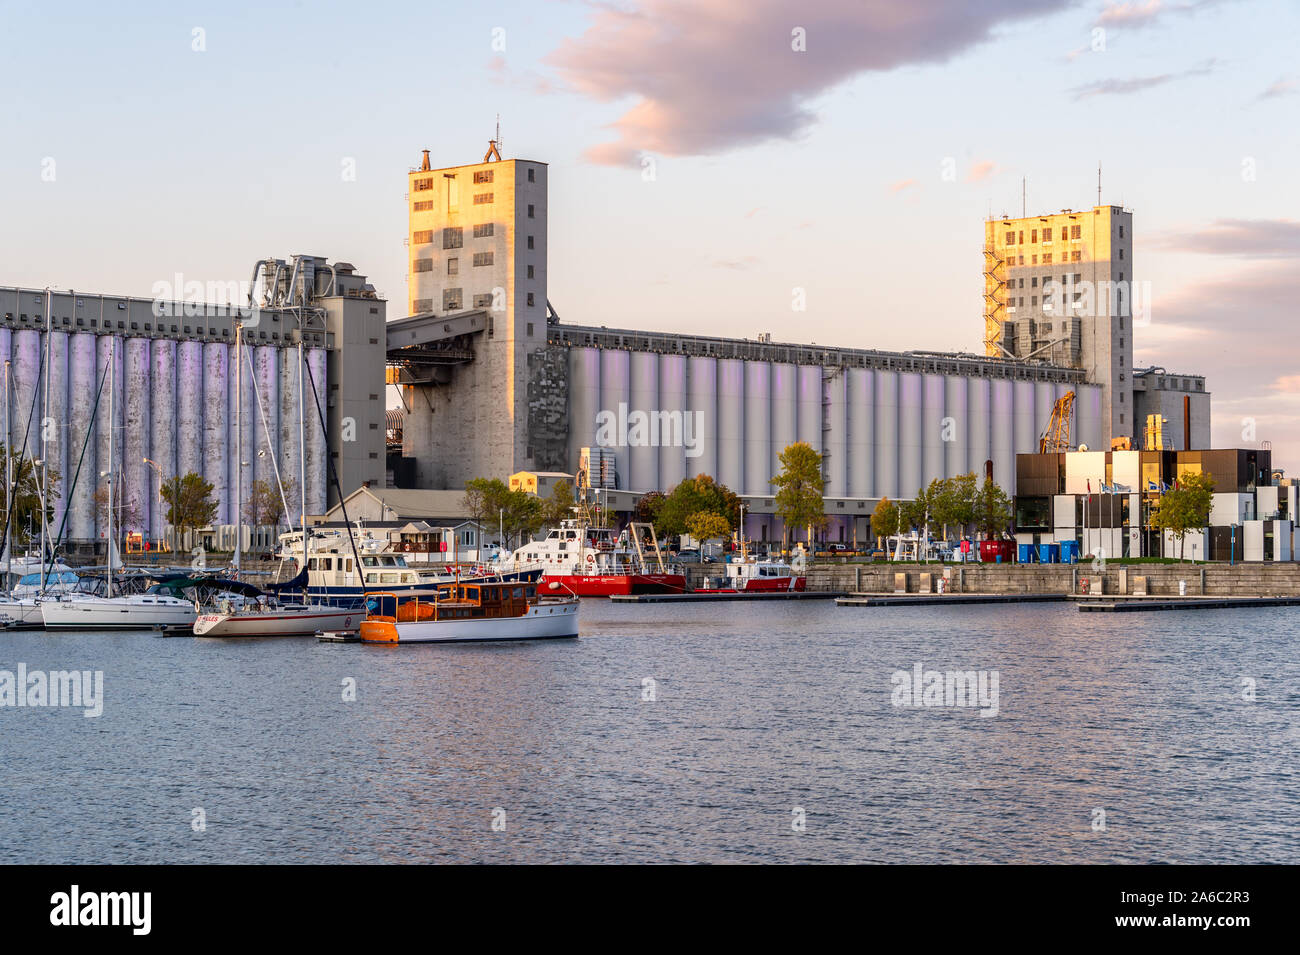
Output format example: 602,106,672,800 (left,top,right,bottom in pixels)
1147,480,1158,491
